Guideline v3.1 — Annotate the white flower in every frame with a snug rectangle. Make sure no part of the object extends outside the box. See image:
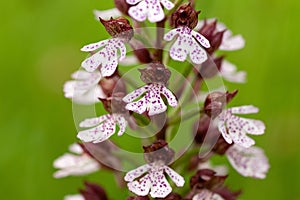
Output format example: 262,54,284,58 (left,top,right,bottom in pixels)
53,143,100,178
123,83,177,116
164,26,210,64
196,19,245,51
77,114,127,143
64,194,84,200
126,0,174,23
63,70,105,105
226,144,270,179
124,162,184,198
217,105,266,148
93,8,122,20
193,189,224,200
81,38,126,77
220,60,246,83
